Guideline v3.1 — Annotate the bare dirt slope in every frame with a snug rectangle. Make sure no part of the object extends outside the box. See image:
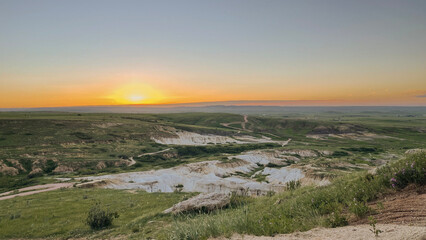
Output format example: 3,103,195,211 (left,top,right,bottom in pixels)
213,185,426,240
351,184,426,226
218,224,425,240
